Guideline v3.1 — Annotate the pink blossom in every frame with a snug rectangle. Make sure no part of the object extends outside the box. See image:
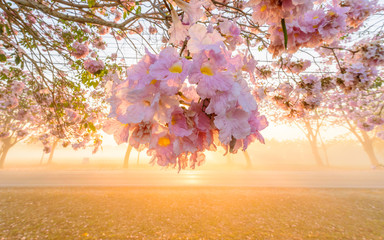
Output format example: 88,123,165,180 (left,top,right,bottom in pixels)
353,39,384,66
243,112,268,149
357,121,374,131
83,59,105,74
218,19,243,50
126,50,157,89
3,95,18,109
92,37,106,50
147,130,177,167
187,24,225,54
98,26,110,35
189,50,233,98
110,53,117,61
367,116,384,125
103,119,130,145
149,47,190,95
248,0,314,25
318,6,348,42
65,108,81,123
71,42,89,59
11,81,25,94
189,101,212,132
168,8,188,45
90,51,97,58
345,0,377,29
168,107,193,137
129,122,152,149
214,108,251,145
148,26,158,34
115,85,178,125
173,0,204,24
114,11,122,22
